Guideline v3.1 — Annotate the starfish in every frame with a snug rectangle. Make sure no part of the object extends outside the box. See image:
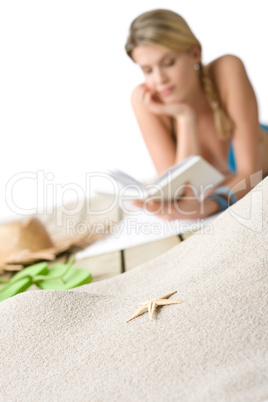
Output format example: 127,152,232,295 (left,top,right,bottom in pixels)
125,291,183,323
